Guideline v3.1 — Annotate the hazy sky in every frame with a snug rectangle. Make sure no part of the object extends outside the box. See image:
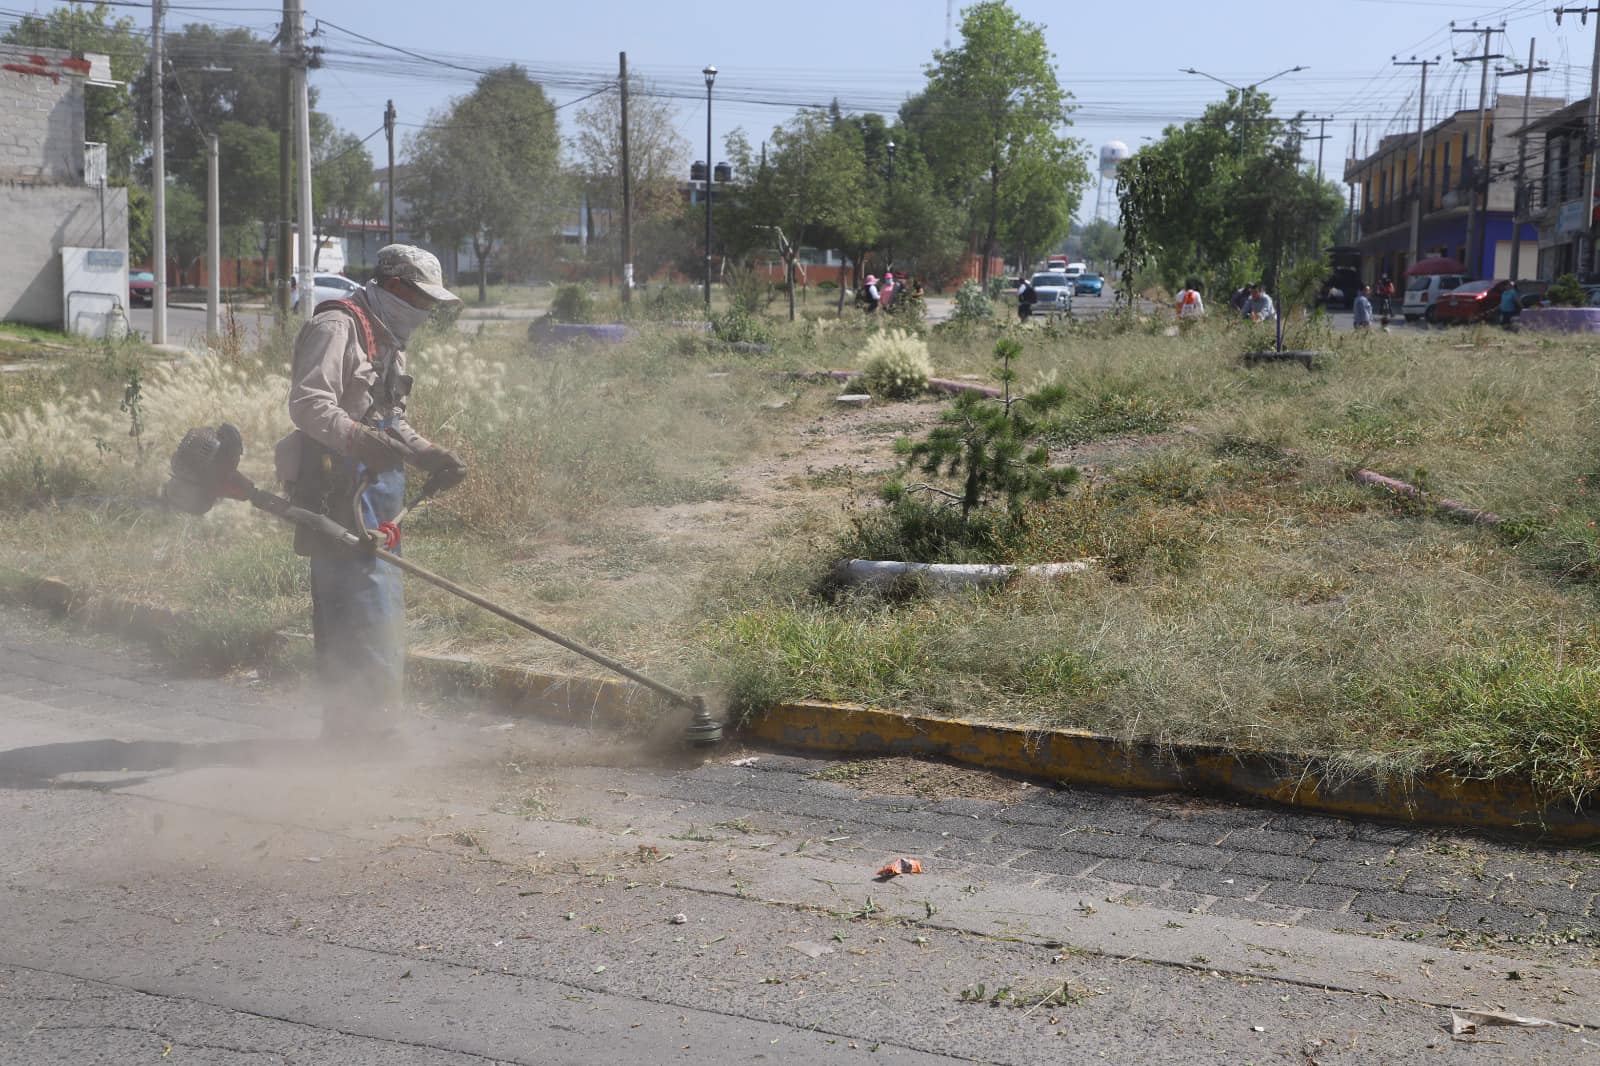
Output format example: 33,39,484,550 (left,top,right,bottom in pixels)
33,1,1600,203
